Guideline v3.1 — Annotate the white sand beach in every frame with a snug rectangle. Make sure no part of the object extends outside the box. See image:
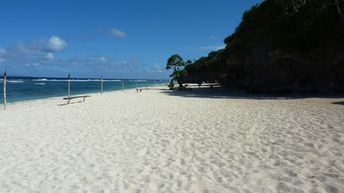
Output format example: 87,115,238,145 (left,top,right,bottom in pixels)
0,88,343,193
